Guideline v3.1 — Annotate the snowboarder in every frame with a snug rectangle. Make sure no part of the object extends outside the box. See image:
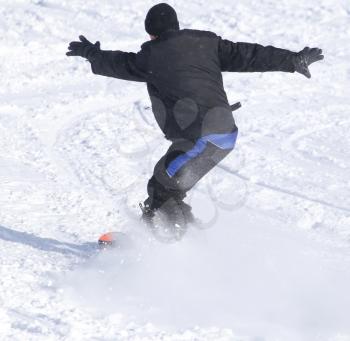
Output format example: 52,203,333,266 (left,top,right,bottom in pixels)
66,3,324,228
